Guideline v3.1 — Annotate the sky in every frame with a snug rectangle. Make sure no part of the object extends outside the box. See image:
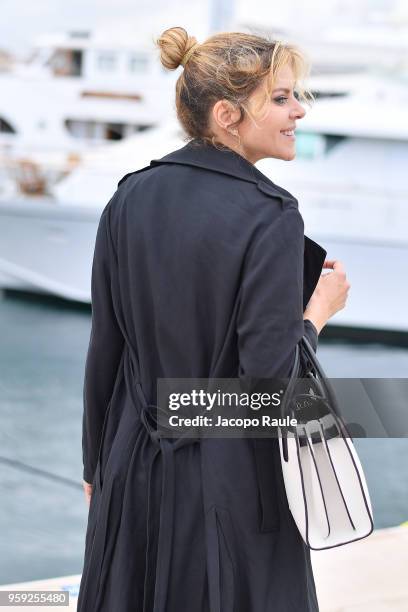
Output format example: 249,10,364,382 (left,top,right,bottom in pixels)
1,0,205,56
0,0,401,57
